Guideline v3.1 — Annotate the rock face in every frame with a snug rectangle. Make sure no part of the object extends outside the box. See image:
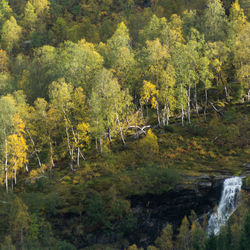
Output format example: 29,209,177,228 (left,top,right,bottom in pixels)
128,176,225,247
